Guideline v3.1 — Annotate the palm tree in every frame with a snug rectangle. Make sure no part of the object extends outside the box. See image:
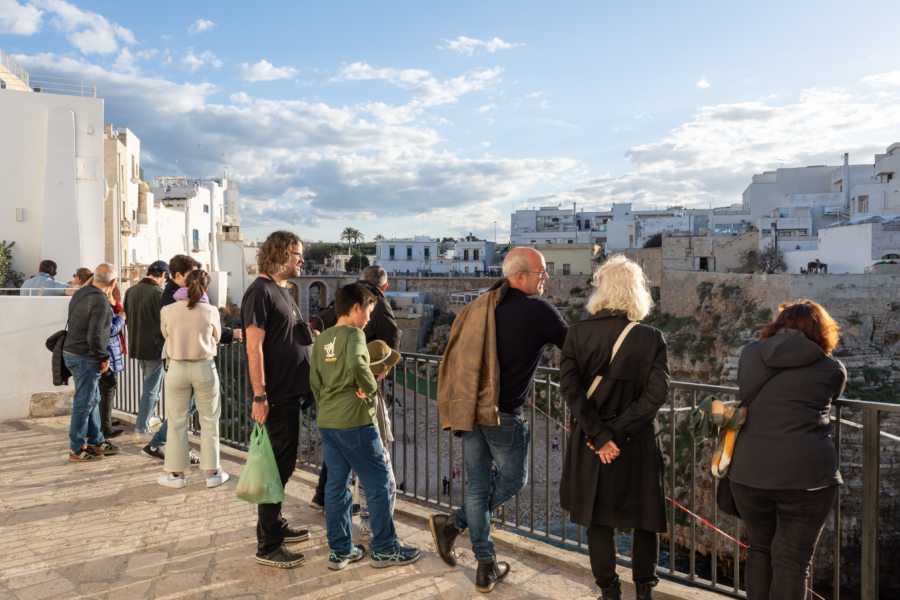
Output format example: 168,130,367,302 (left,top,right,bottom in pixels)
339,227,365,272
